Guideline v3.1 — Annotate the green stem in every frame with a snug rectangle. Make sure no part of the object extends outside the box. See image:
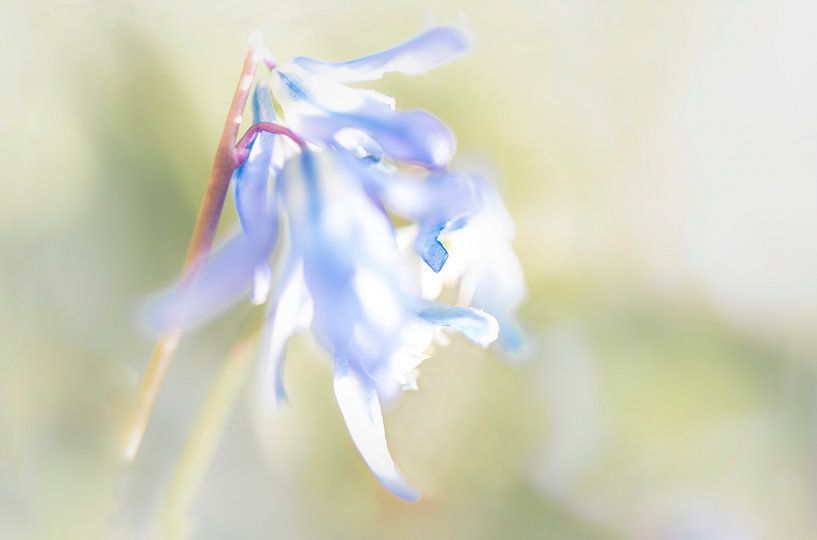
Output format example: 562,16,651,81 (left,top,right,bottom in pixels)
160,328,260,539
